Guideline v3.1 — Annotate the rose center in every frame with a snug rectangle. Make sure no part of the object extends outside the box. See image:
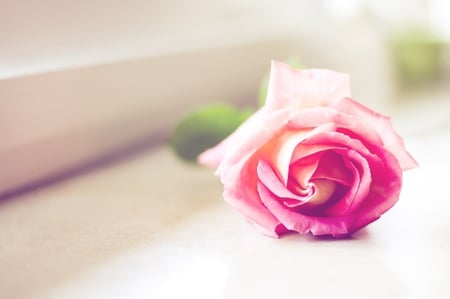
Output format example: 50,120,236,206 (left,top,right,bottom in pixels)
306,179,336,205
287,177,336,206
